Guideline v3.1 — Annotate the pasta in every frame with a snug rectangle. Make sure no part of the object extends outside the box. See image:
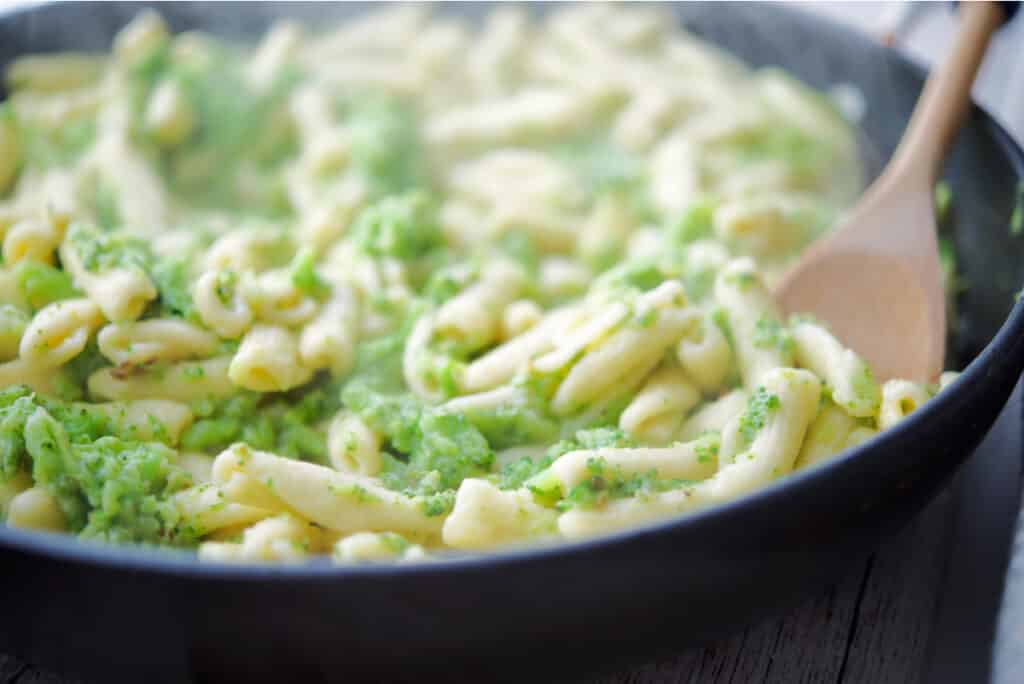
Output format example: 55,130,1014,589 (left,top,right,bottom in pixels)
326,411,382,476
97,318,219,366
0,5,956,563
19,298,103,368
6,486,66,532
332,532,428,563
229,325,314,392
